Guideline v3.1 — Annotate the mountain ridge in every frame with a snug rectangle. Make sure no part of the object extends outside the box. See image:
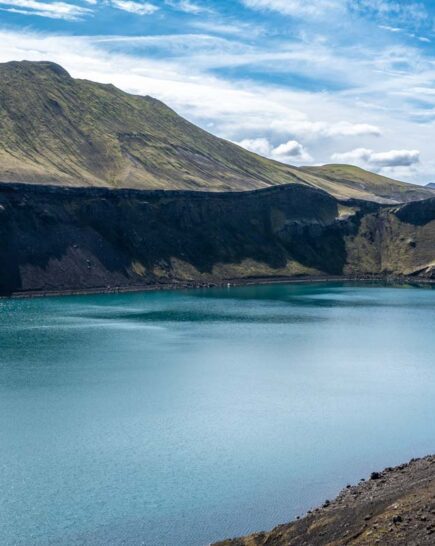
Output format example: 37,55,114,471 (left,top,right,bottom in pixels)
0,60,432,204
